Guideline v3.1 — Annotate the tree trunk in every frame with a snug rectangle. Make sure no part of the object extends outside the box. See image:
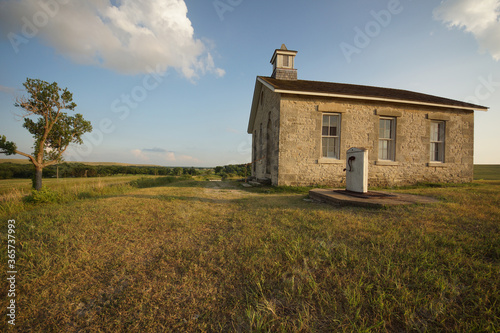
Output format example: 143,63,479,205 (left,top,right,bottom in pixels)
34,166,43,191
